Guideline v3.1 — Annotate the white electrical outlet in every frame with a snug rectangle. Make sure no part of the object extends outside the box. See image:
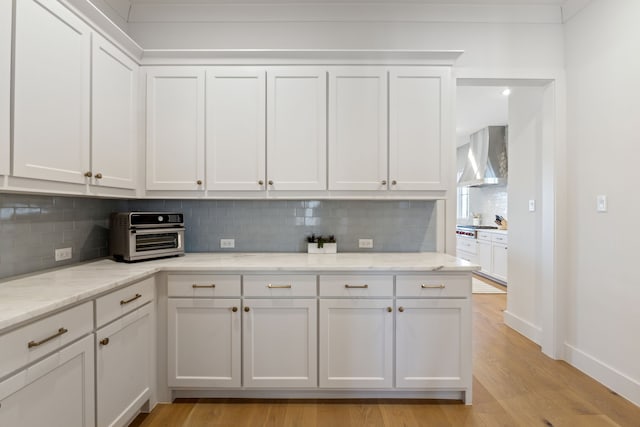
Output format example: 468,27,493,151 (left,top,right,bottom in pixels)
220,238,235,248
55,247,72,261
528,200,536,212
358,239,374,249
